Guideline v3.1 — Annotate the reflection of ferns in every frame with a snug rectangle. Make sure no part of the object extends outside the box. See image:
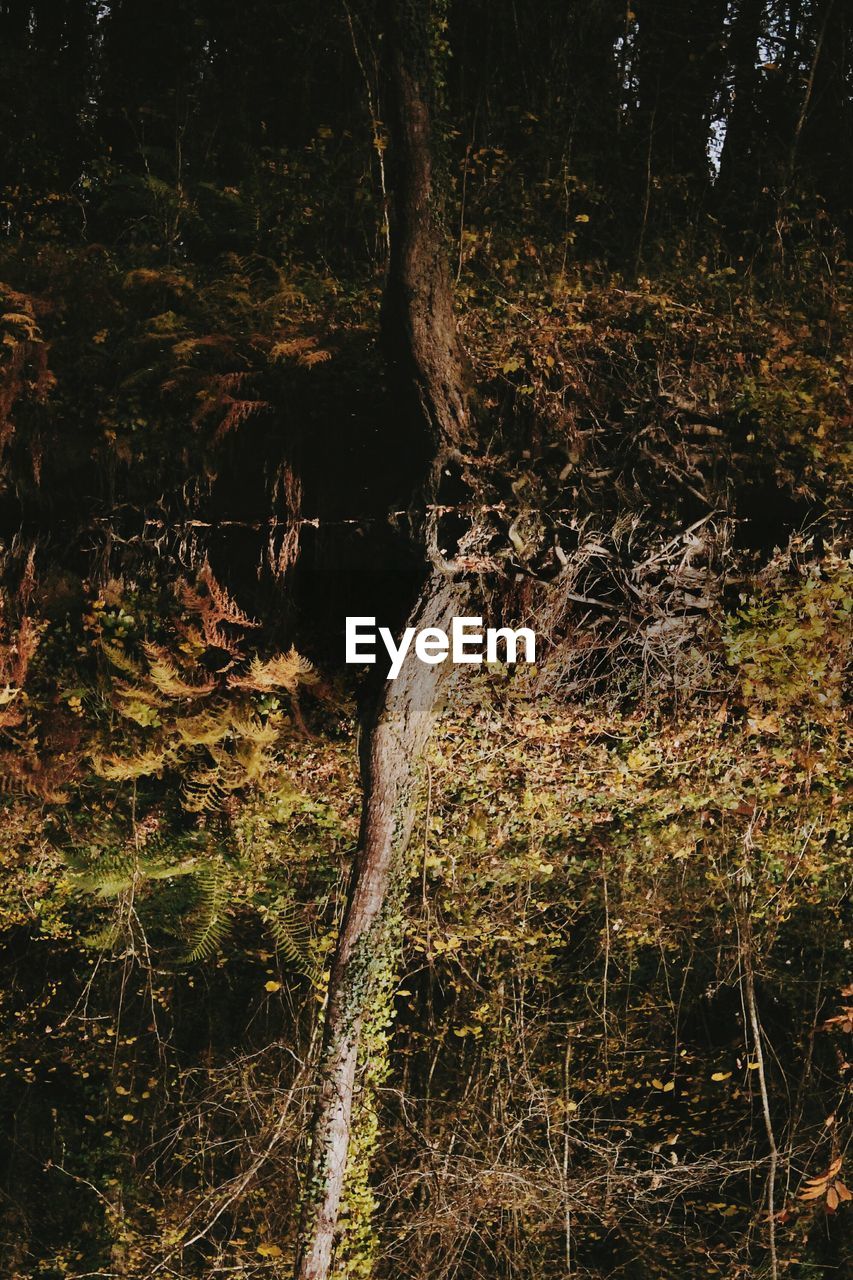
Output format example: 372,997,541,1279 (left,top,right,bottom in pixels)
81,920,123,952
181,861,231,961
178,562,258,652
